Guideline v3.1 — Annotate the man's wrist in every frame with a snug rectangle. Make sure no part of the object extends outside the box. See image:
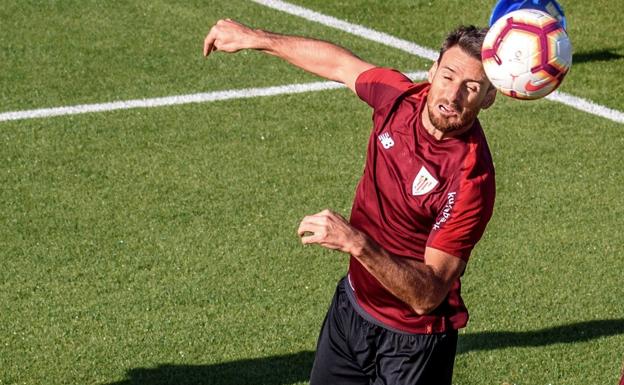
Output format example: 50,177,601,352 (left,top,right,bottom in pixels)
347,230,369,259
253,29,277,51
